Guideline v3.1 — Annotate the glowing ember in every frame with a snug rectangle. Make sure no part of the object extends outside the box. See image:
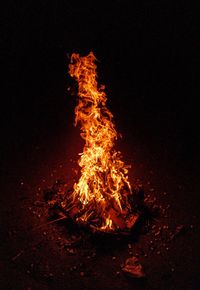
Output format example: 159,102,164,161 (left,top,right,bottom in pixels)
66,52,137,232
